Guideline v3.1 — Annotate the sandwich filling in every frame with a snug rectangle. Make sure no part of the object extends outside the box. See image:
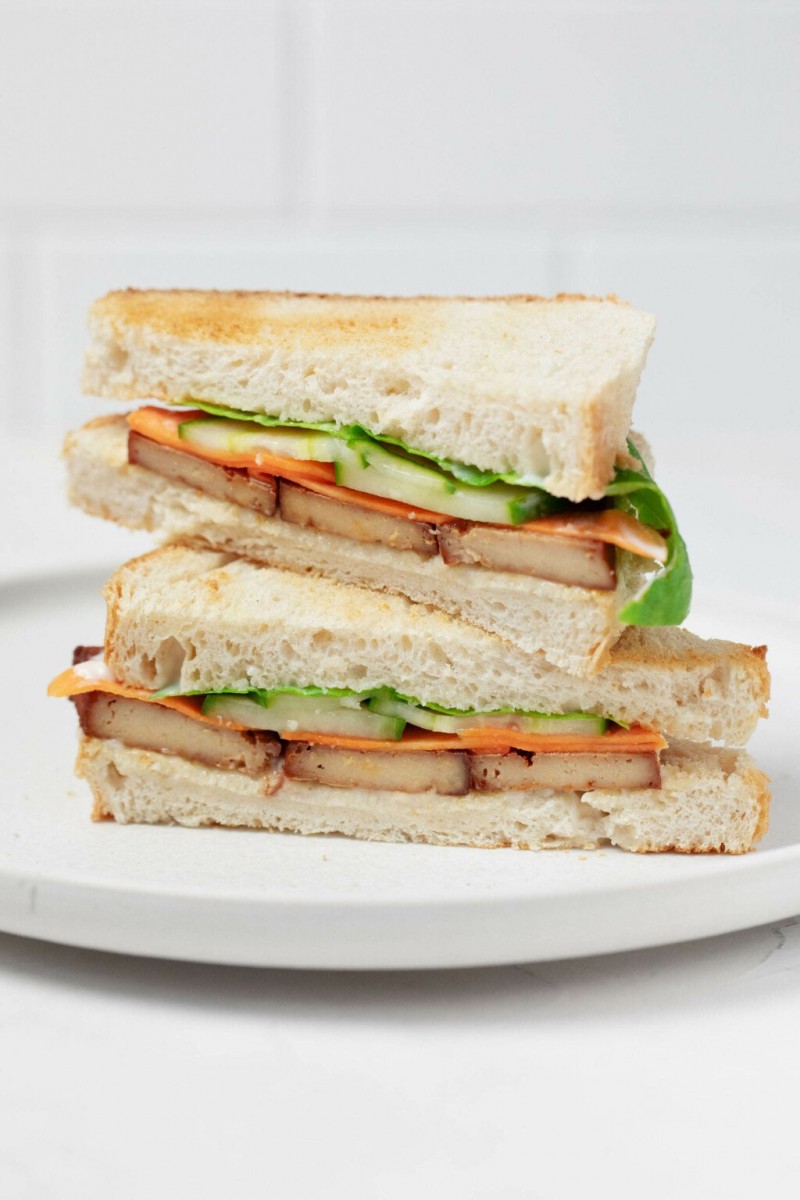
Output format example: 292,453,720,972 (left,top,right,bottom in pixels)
126,404,691,623
51,651,666,796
